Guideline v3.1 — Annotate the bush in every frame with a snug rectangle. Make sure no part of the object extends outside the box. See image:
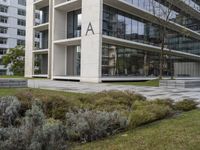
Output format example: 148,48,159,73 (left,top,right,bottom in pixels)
79,91,146,113
16,90,81,120
15,90,147,119
153,99,174,108
0,127,29,150
65,110,128,142
129,101,173,128
0,101,68,150
0,96,21,127
174,99,198,111
15,89,34,116
29,119,67,150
